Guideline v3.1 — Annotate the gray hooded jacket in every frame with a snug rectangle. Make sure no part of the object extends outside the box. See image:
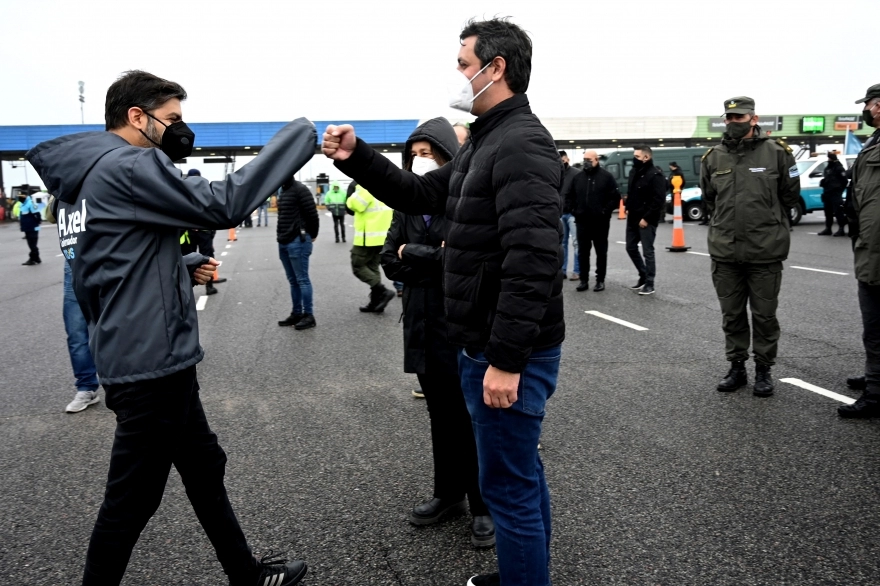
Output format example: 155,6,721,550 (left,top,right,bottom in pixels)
27,118,317,384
